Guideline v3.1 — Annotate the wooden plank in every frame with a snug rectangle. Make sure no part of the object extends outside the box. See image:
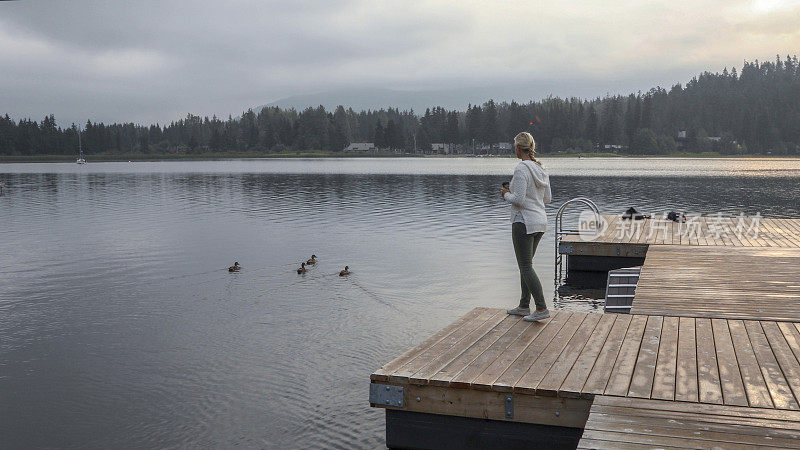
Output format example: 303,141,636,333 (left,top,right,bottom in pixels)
658,217,671,245
408,310,508,385
695,318,723,404
387,308,500,383
536,313,604,396
668,220,679,245
424,313,519,386
513,313,590,394
469,316,550,390
604,315,647,396
582,314,633,395
577,393,800,450
744,320,800,410
375,383,592,429
579,428,775,449
585,410,800,443
710,318,749,406
559,314,618,397
763,219,800,247
761,321,800,409
724,217,744,247
775,219,800,244
694,216,709,246
643,216,661,244
631,245,800,321
728,319,774,408
735,216,759,247
628,315,663,398
778,322,800,367
448,317,530,388
627,218,644,244
758,219,784,247
564,215,800,249
579,438,676,449
491,312,572,392
764,218,790,246
651,316,679,401
559,241,648,258
599,215,621,243
775,219,800,247
634,218,652,244
675,317,698,402
587,407,800,433
371,307,488,381
592,395,800,421
750,218,773,247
